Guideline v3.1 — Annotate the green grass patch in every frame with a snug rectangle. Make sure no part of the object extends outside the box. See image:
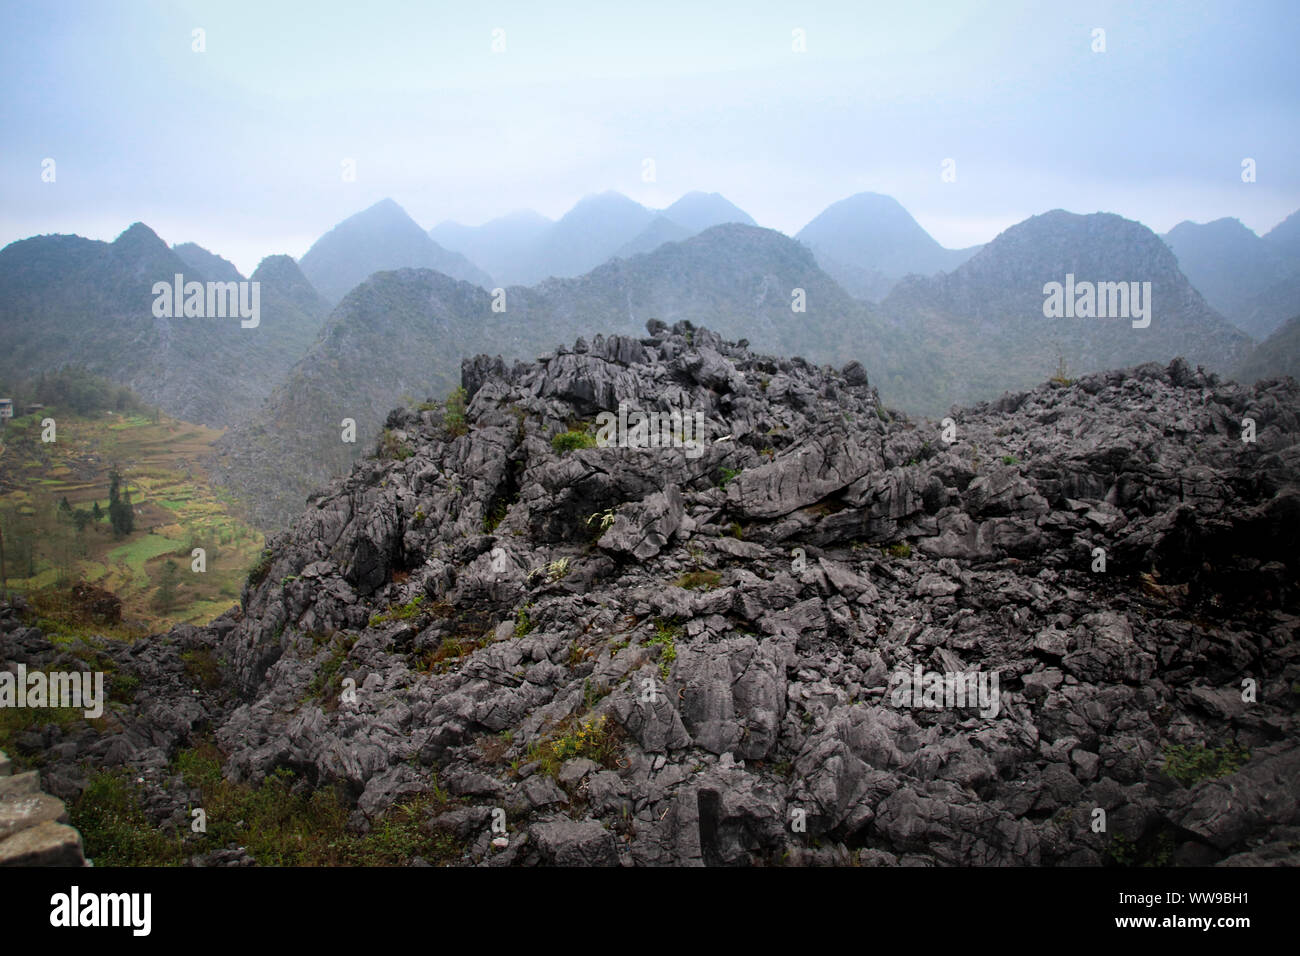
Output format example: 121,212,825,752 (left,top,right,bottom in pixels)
306,634,359,706
1161,743,1250,787
0,706,87,768
107,534,187,580
106,415,153,430
71,743,465,866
